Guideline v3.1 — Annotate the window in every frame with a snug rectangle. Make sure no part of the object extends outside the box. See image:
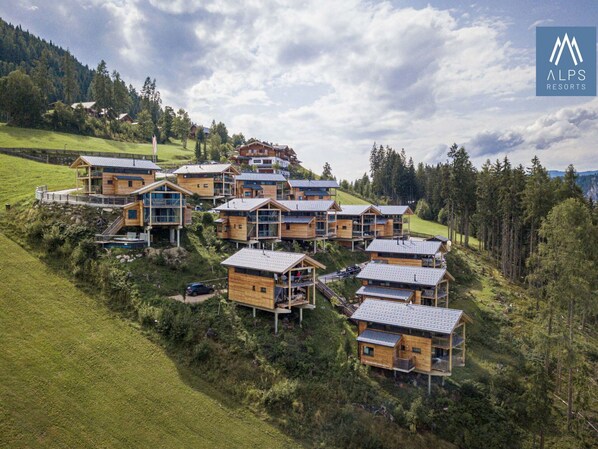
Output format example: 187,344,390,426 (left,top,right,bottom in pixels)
412,347,422,354
107,180,113,185
260,287,267,293
197,184,201,188
203,184,208,188
252,286,256,291
286,223,291,230
342,225,347,230
401,345,406,351
363,346,374,356
128,210,137,219
238,224,242,230
128,180,133,187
